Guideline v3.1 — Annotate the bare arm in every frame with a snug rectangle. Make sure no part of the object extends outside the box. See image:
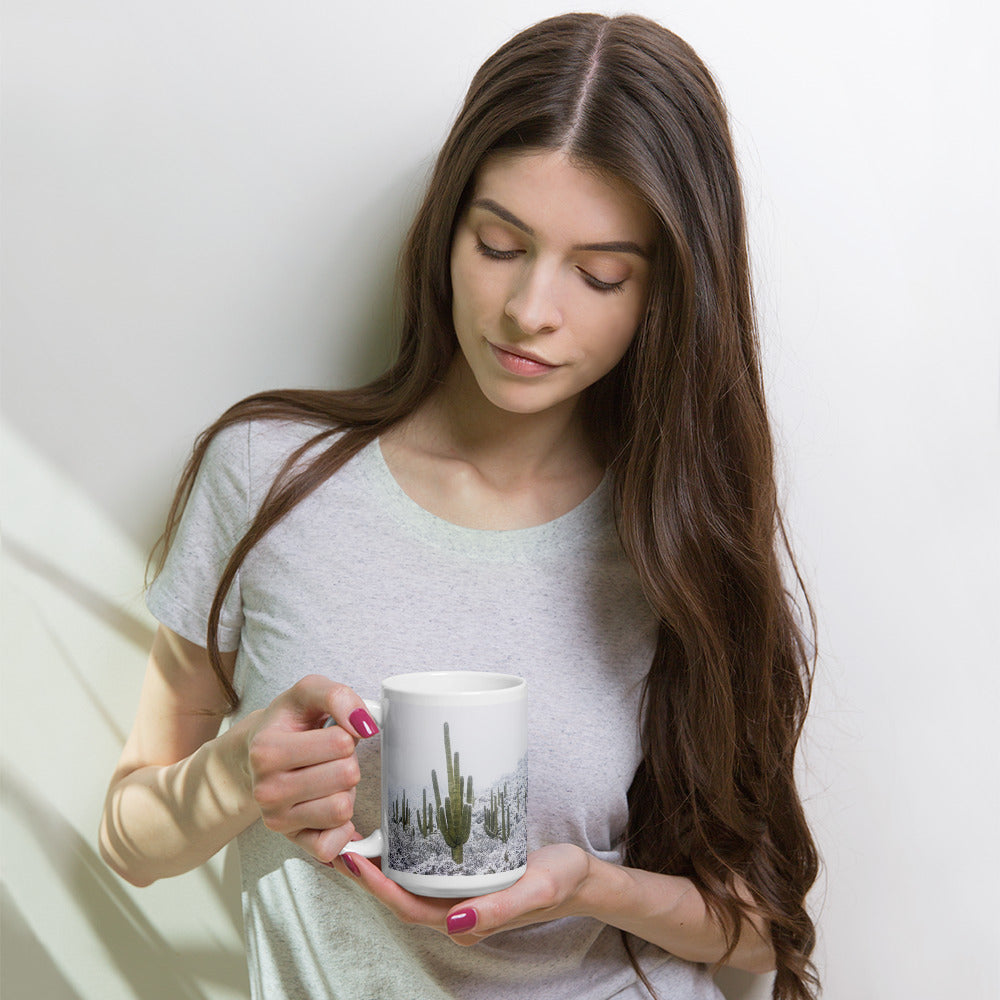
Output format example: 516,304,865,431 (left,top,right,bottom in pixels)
99,627,255,885
577,851,775,973
333,842,774,974
100,625,376,887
